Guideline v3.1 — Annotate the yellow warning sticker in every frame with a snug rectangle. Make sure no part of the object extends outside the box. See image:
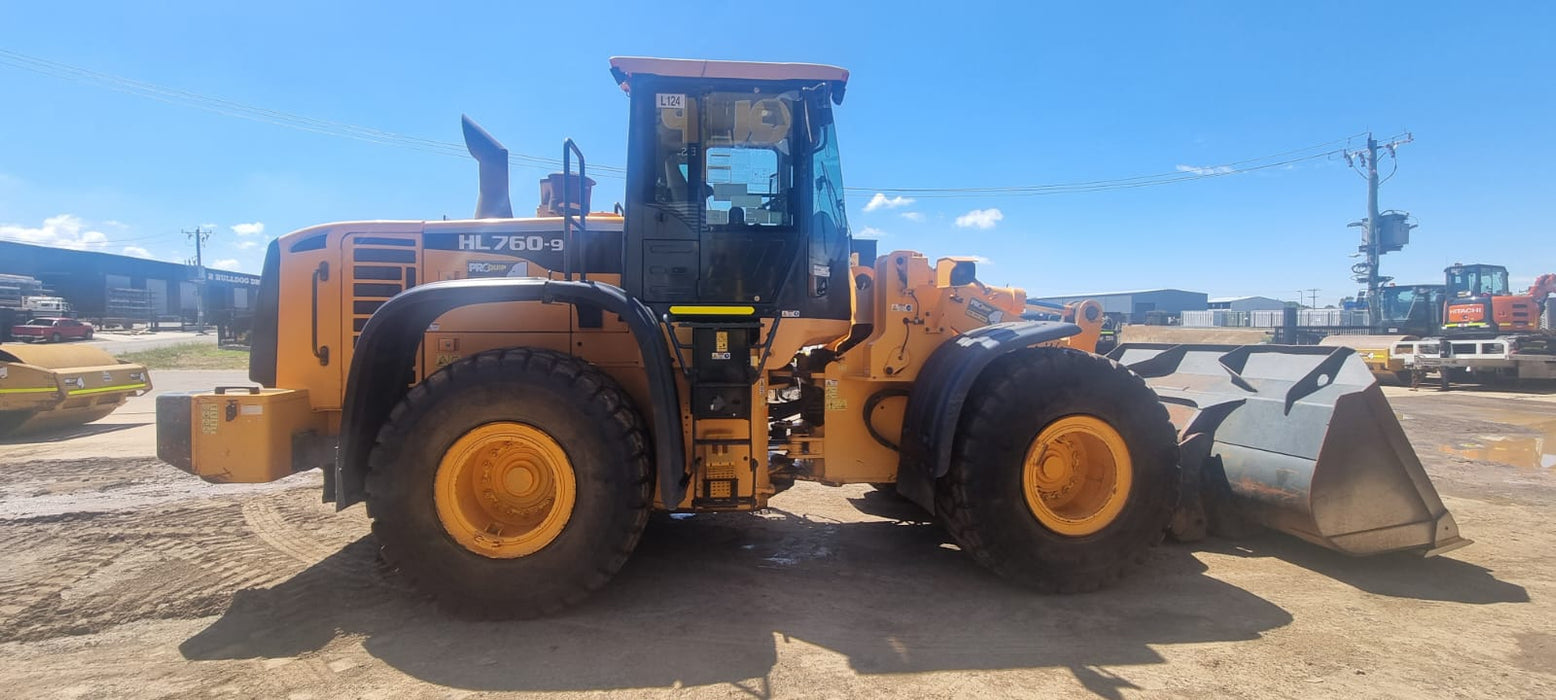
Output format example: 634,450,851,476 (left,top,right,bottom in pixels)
824,378,847,411
200,404,219,435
